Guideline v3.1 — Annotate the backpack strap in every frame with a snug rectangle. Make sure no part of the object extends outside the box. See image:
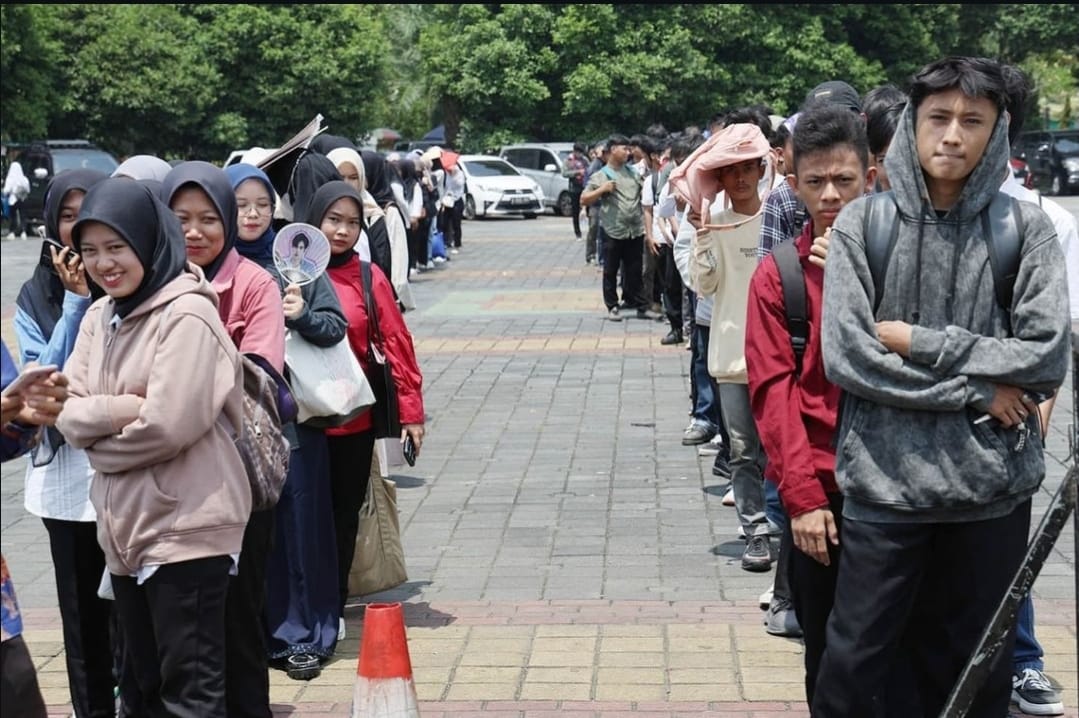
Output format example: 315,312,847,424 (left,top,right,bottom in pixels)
772,241,807,378
981,191,1024,314
863,191,900,313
